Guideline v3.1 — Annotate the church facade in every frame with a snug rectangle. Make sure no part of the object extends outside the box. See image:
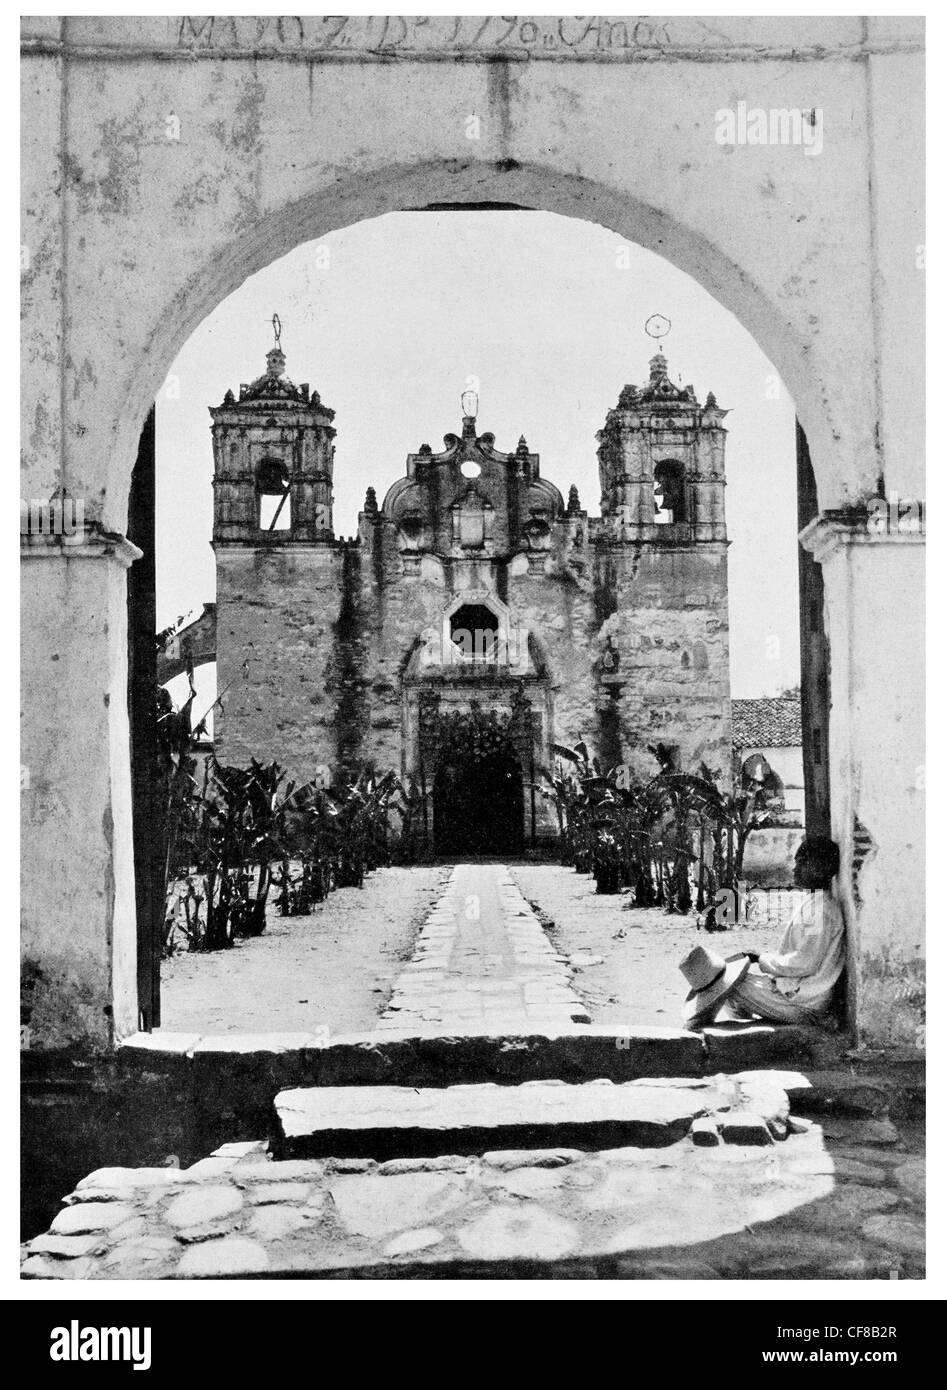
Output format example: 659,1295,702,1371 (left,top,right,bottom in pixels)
210,341,732,851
